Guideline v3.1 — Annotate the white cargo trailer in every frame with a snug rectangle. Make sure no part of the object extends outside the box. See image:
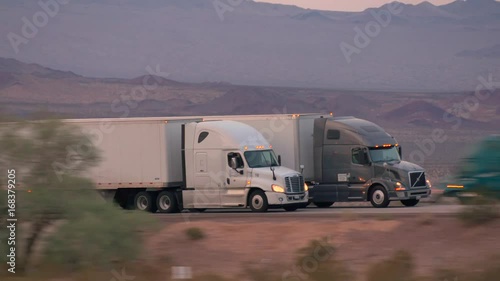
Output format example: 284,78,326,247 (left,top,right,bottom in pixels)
65,117,308,212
